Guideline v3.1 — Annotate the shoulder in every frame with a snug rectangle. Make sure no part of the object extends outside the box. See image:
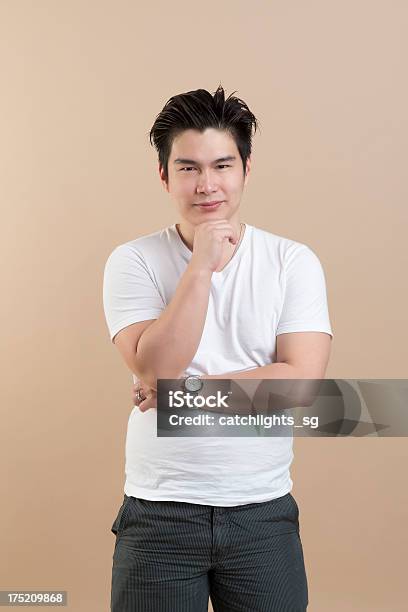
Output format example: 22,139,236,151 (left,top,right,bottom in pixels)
104,226,174,267
248,225,318,266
